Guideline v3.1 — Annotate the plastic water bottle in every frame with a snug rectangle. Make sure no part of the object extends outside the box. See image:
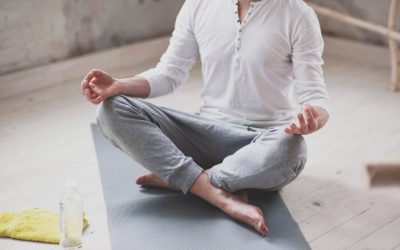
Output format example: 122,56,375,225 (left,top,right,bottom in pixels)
59,182,83,249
